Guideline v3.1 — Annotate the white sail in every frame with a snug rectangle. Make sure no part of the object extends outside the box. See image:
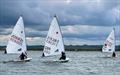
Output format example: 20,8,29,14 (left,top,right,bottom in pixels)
43,16,65,56
102,28,115,53
6,16,27,54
